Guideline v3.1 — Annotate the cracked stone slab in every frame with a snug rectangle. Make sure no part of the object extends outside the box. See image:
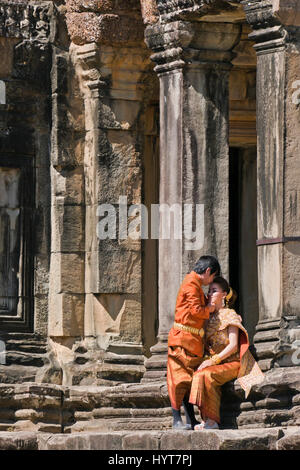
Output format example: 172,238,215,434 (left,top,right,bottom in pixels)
0,427,287,450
